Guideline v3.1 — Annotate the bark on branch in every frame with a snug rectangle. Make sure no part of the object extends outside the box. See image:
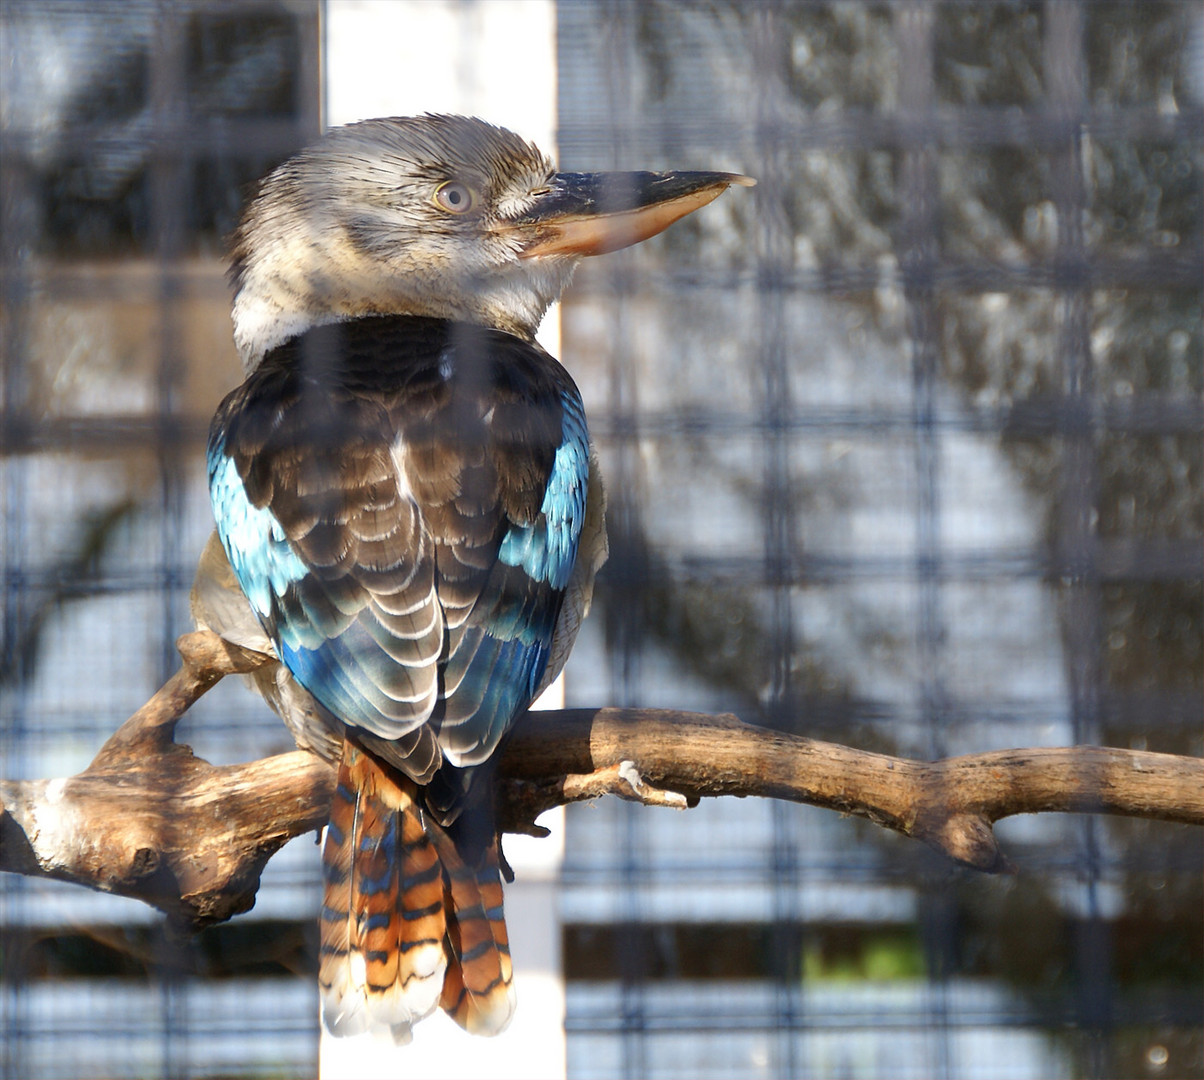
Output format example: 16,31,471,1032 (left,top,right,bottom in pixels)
2,630,1201,928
